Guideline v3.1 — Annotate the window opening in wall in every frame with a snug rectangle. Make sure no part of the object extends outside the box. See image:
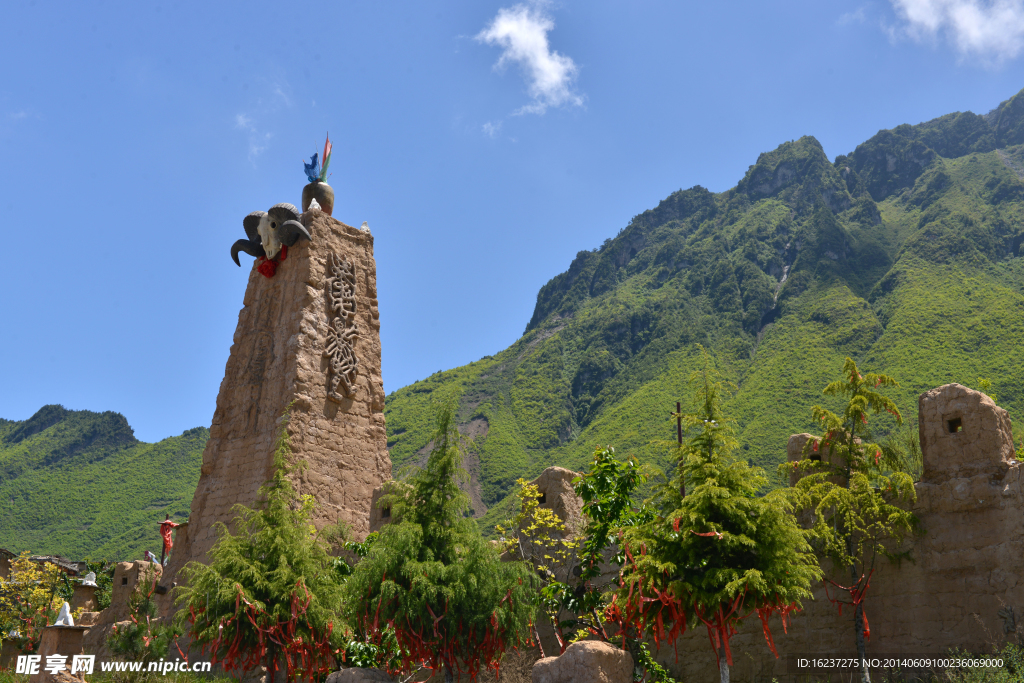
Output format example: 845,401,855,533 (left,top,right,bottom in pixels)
537,492,546,505
381,506,391,519
948,418,963,433
810,453,822,462
122,577,128,585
